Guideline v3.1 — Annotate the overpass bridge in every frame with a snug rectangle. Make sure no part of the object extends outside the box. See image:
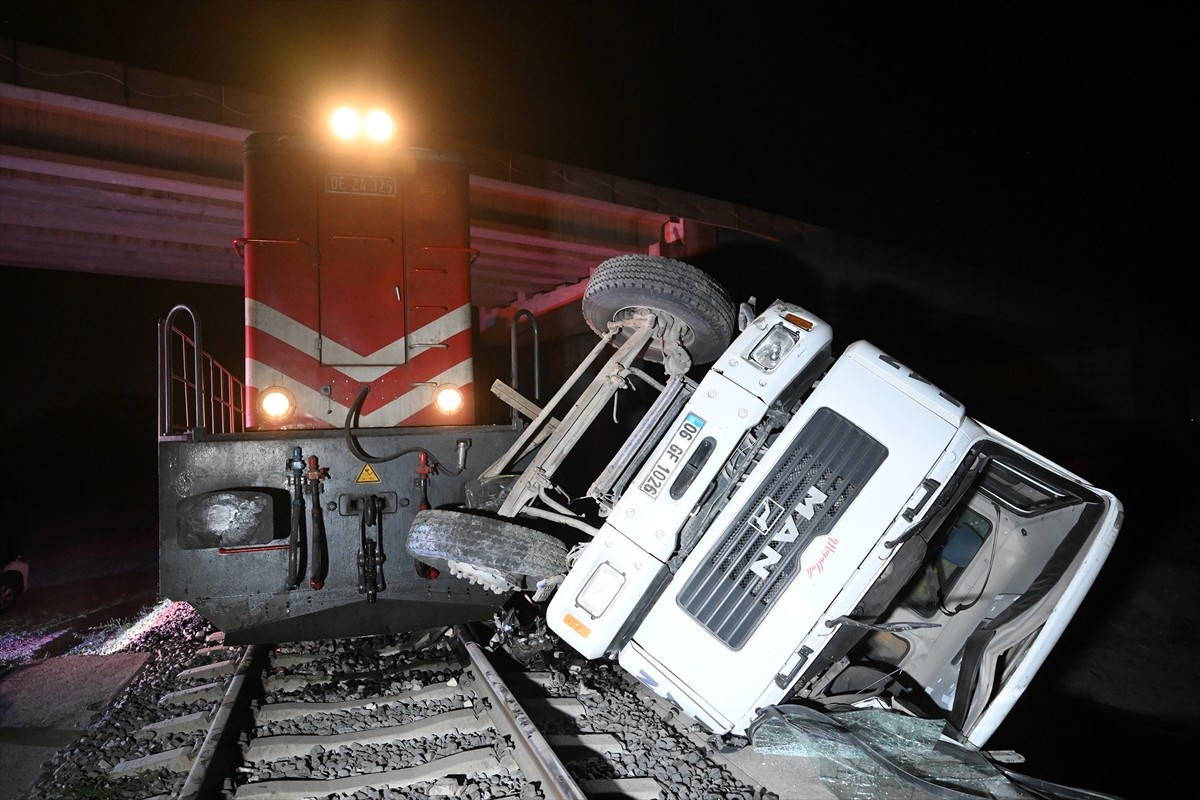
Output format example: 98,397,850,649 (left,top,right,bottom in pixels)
1,37,1126,374
0,38,815,335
